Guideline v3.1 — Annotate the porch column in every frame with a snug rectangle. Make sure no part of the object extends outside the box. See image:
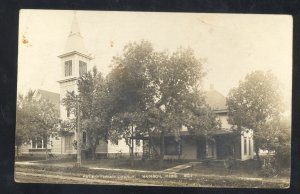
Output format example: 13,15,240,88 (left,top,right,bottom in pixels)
240,135,244,160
